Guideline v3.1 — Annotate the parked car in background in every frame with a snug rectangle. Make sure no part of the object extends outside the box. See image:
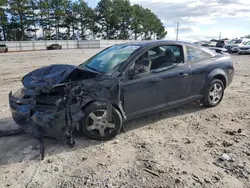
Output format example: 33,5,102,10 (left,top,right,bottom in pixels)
200,42,210,47
215,40,225,48
238,41,250,54
208,47,229,55
0,44,8,53
47,44,62,50
224,38,250,53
